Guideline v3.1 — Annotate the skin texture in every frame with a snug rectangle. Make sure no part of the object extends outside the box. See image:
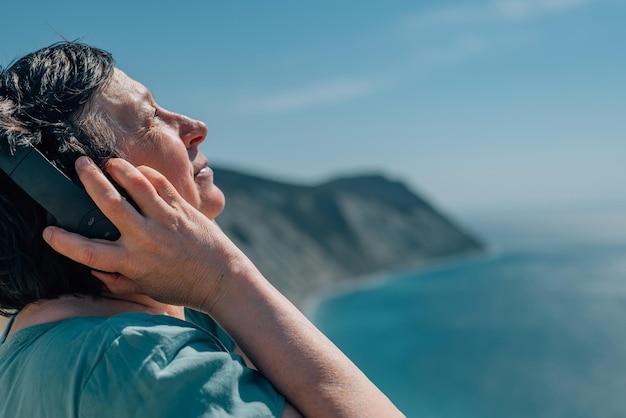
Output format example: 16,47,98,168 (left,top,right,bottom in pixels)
35,70,405,418
89,69,225,219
